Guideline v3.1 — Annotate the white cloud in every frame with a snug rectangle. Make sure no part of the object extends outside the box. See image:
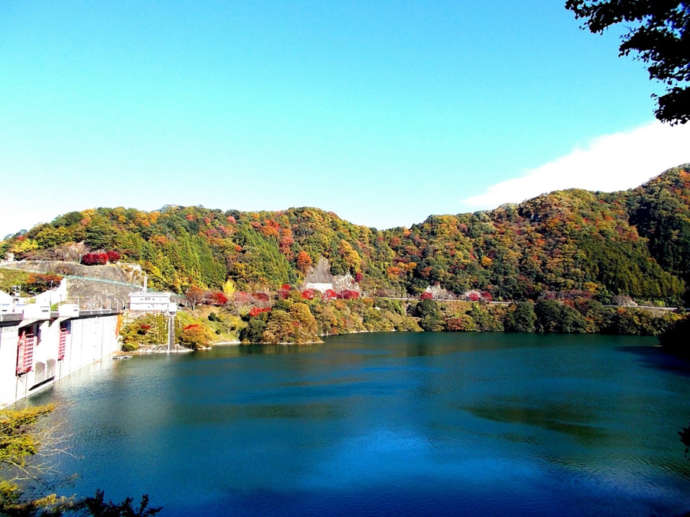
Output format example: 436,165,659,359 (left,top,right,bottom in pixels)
462,122,690,210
